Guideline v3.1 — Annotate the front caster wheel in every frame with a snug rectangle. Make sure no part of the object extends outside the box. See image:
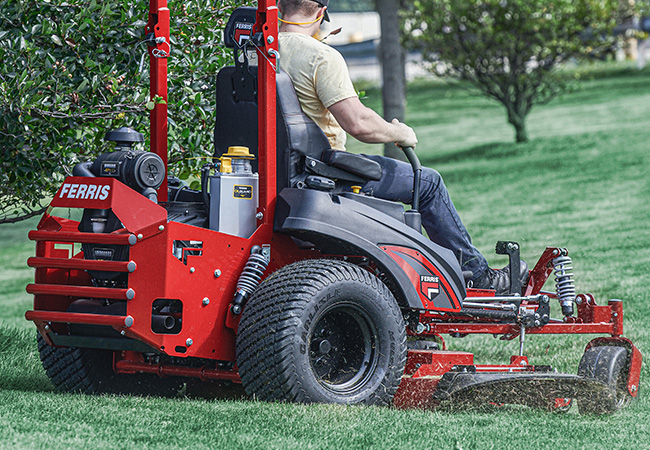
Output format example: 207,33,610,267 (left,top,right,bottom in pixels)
577,345,634,414
236,259,407,406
